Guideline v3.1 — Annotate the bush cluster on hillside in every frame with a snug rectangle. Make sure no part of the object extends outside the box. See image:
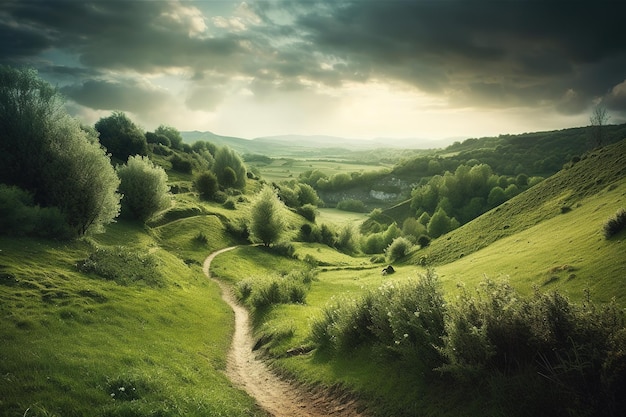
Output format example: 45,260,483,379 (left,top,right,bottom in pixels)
311,273,626,416
603,208,626,239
